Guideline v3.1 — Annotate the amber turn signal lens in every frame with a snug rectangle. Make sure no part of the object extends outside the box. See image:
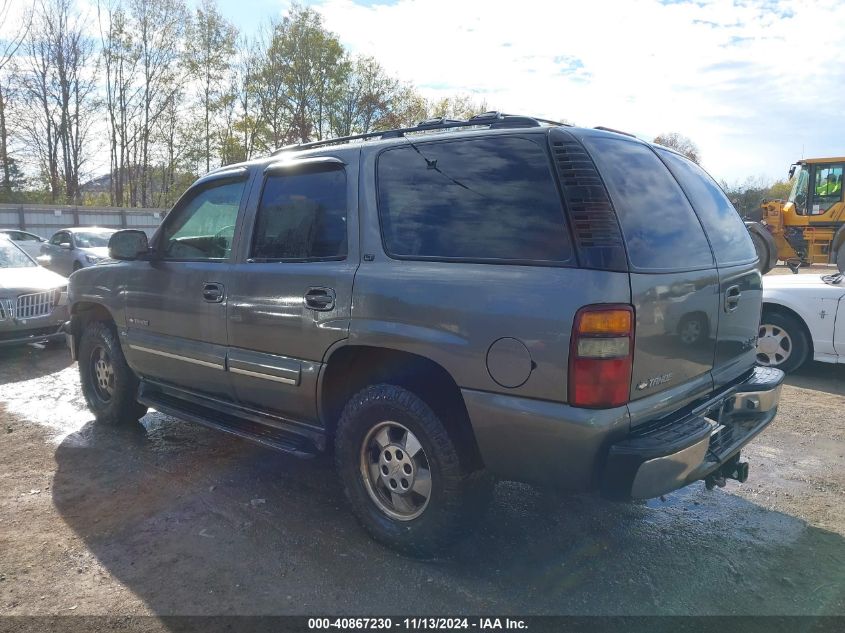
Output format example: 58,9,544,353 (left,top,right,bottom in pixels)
577,309,632,335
